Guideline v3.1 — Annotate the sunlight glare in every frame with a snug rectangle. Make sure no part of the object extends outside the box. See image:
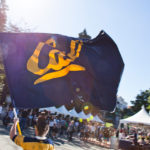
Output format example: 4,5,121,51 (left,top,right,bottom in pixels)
7,0,57,32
